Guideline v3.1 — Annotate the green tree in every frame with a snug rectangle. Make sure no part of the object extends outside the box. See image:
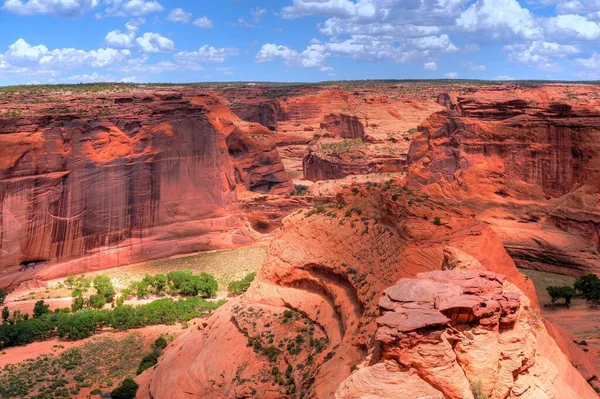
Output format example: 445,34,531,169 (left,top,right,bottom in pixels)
33,300,50,318
72,295,85,312
93,275,115,302
88,294,107,309
136,352,158,374
151,274,167,295
1,307,8,322
153,336,168,350
228,272,257,295
110,377,139,399
0,289,6,305
167,270,218,297
574,274,600,301
547,286,576,306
